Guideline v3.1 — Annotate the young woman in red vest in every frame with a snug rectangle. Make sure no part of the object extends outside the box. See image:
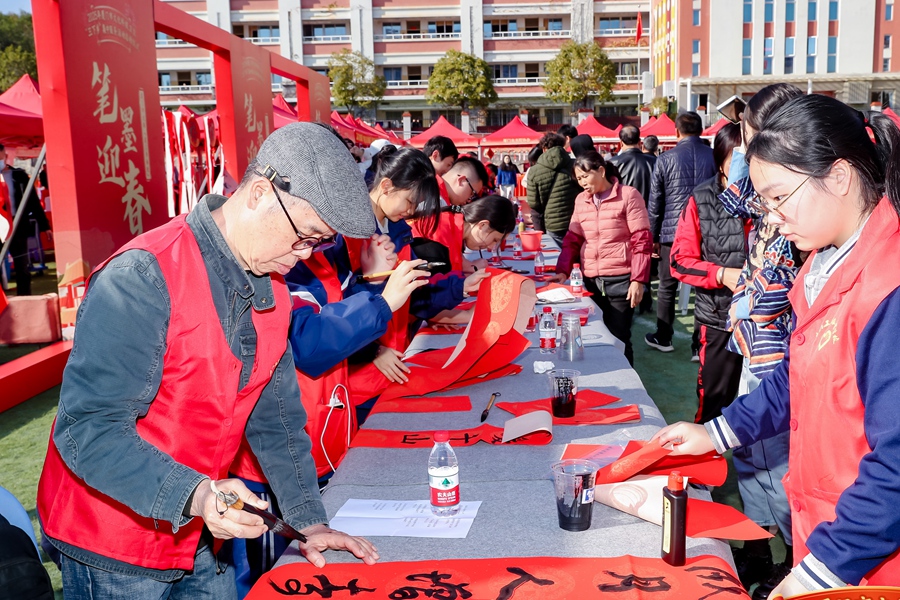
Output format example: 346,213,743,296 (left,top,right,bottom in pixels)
344,146,489,411
654,94,900,592
410,194,517,274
